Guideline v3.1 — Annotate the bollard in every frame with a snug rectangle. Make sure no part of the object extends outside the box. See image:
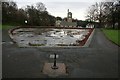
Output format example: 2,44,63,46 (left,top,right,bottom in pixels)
51,53,58,69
